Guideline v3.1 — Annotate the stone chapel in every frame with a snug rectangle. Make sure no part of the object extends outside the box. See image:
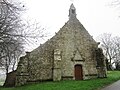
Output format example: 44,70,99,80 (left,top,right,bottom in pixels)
15,3,107,86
